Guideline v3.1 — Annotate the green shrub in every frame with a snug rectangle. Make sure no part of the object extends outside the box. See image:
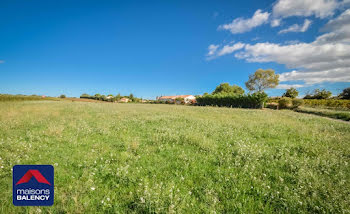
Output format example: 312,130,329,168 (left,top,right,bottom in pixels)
196,92,267,109
292,99,303,109
339,87,350,99
266,103,278,109
278,97,292,109
303,99,350,110
283,88,299,98
60,94,66,98
304,89,332,99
